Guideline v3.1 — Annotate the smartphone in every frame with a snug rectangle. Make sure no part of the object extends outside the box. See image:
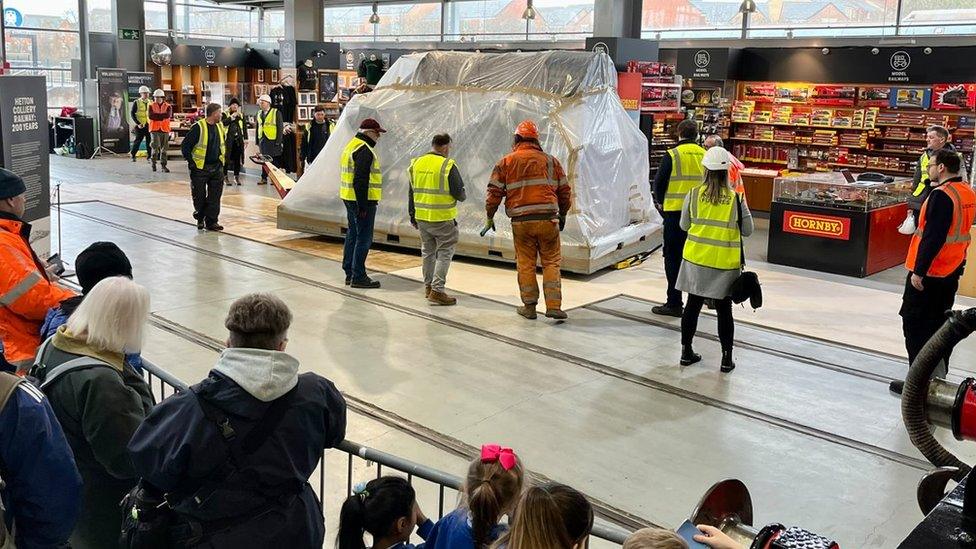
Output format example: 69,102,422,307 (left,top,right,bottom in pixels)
47,253,66,276
676,520,711,549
